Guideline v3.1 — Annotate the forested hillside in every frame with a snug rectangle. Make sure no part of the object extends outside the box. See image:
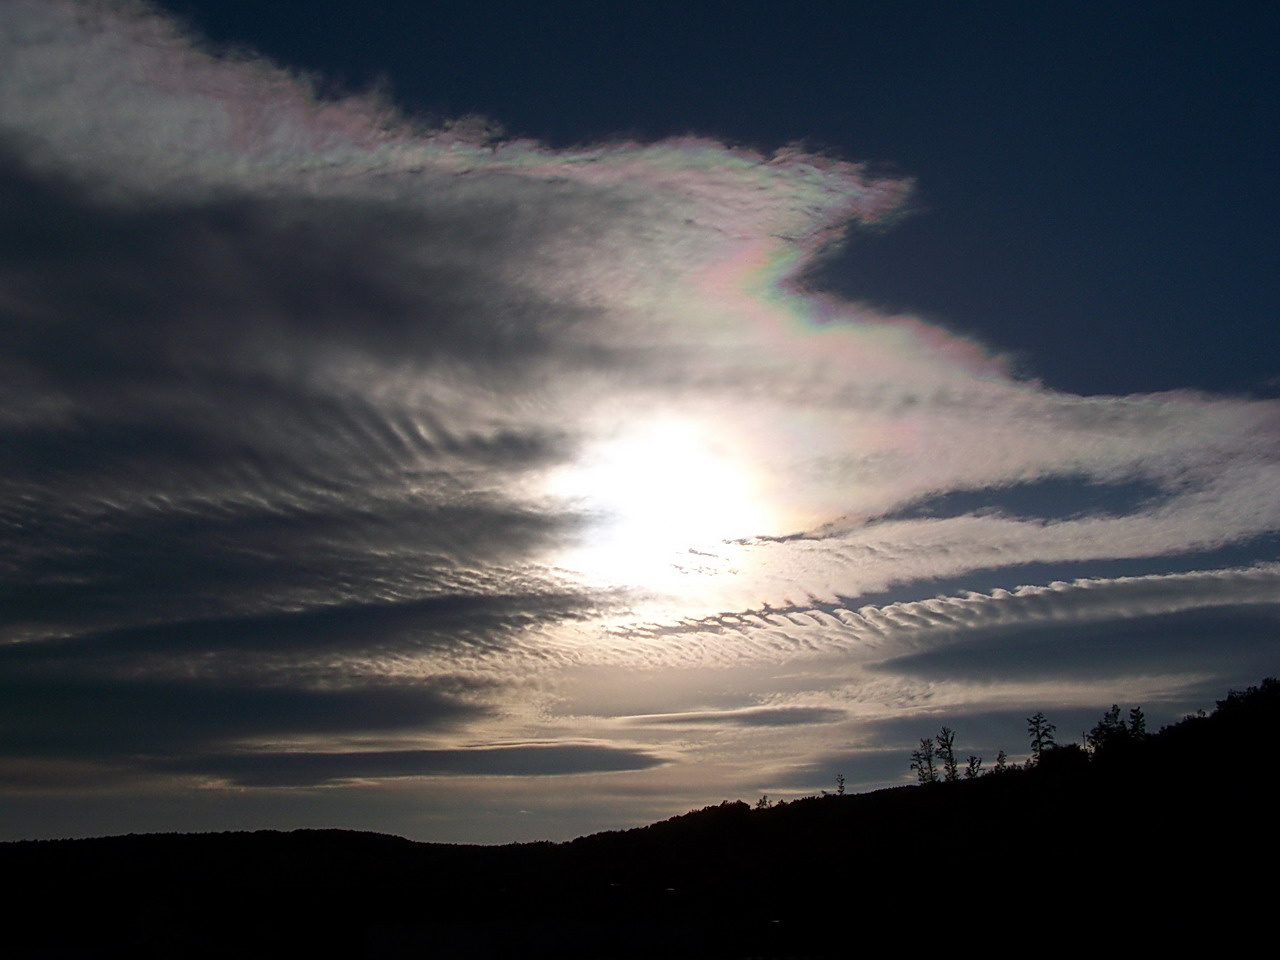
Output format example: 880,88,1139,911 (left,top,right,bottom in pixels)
5,679,1275,958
